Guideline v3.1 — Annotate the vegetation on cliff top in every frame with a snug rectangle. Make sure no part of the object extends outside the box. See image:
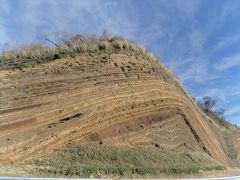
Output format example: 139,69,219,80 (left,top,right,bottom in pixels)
0,31,155,70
